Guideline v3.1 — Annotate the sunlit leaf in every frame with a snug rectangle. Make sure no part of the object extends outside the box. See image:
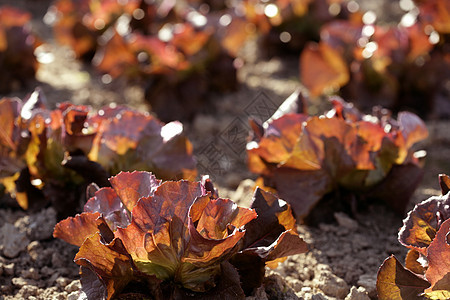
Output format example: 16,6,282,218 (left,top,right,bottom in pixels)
415,0,450,33
398,192,450,254
376,255,430,300
425,219,450,293
53,212,101,247
300,42,349,97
